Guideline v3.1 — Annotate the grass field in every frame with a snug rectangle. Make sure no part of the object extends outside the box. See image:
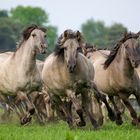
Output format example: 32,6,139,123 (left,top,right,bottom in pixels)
0,120,140,140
